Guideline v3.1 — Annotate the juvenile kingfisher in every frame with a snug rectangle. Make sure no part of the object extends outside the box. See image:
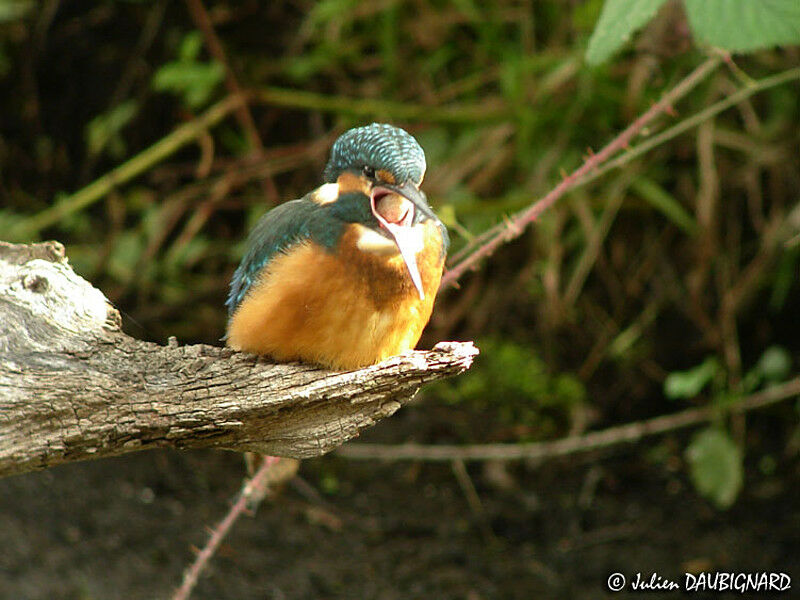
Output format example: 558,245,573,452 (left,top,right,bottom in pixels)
226,123,448,370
